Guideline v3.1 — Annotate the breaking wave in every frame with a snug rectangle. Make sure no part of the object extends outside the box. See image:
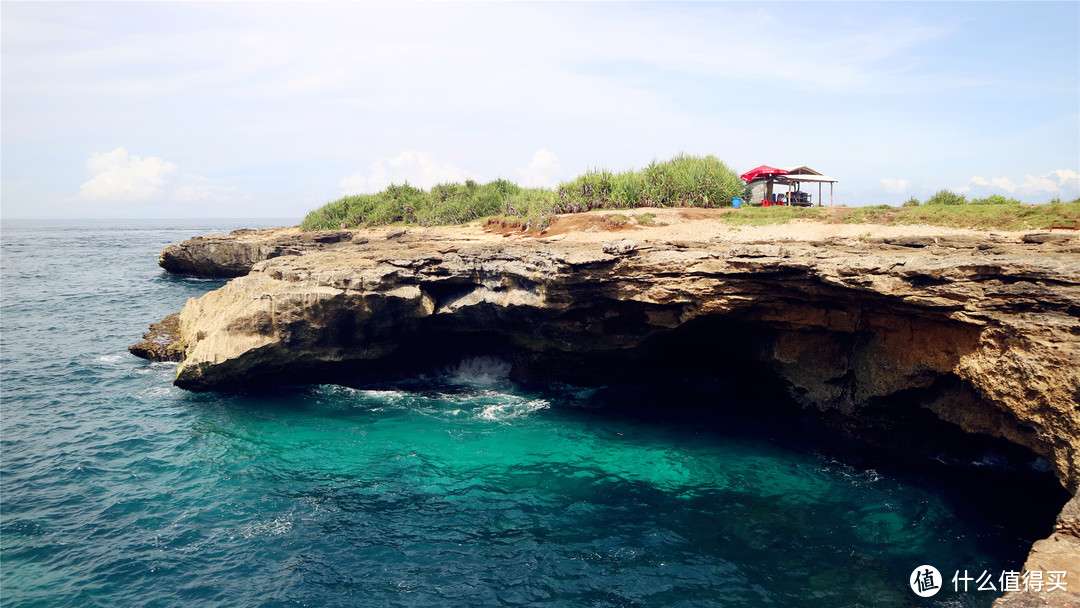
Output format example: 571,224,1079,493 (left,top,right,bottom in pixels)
443,355,512,386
